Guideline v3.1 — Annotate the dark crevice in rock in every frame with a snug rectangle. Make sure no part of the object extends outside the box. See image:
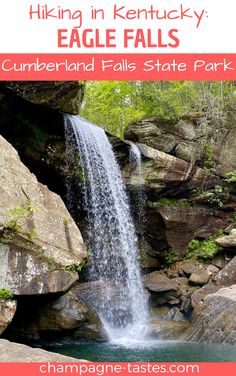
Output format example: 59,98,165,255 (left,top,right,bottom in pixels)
0,87,67,199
